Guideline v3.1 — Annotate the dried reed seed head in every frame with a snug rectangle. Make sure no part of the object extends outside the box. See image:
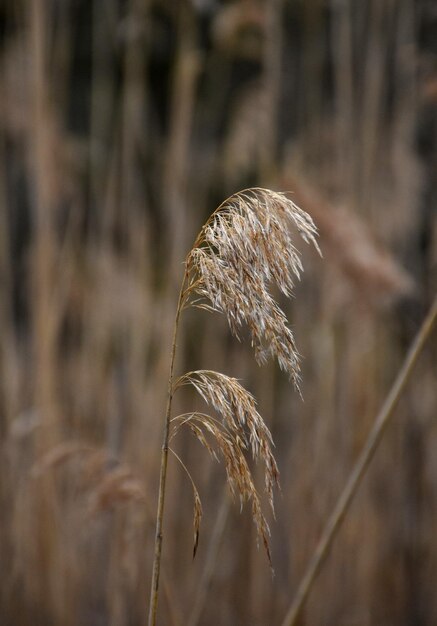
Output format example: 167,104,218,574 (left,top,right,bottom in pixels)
185,188,320,386
173,189,319,567
88,466,146,515
175,407,273,566
31,442,148,516
175,370,279,509
30,441,102,478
